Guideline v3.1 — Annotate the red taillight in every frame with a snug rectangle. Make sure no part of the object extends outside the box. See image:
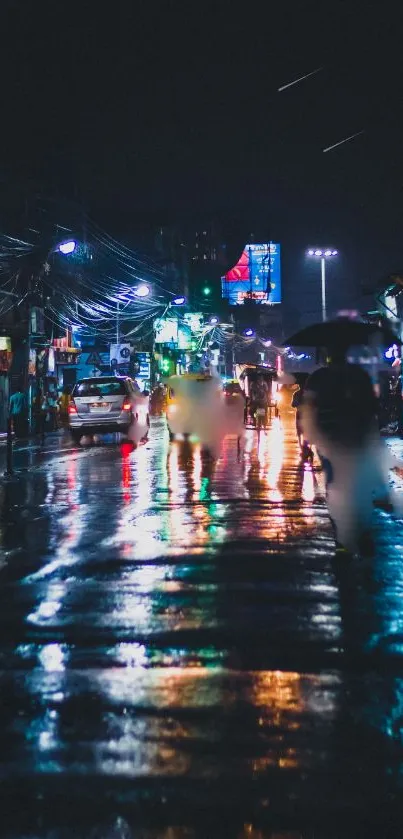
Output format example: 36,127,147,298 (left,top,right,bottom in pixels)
68,403,78,415
122,402,132,411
